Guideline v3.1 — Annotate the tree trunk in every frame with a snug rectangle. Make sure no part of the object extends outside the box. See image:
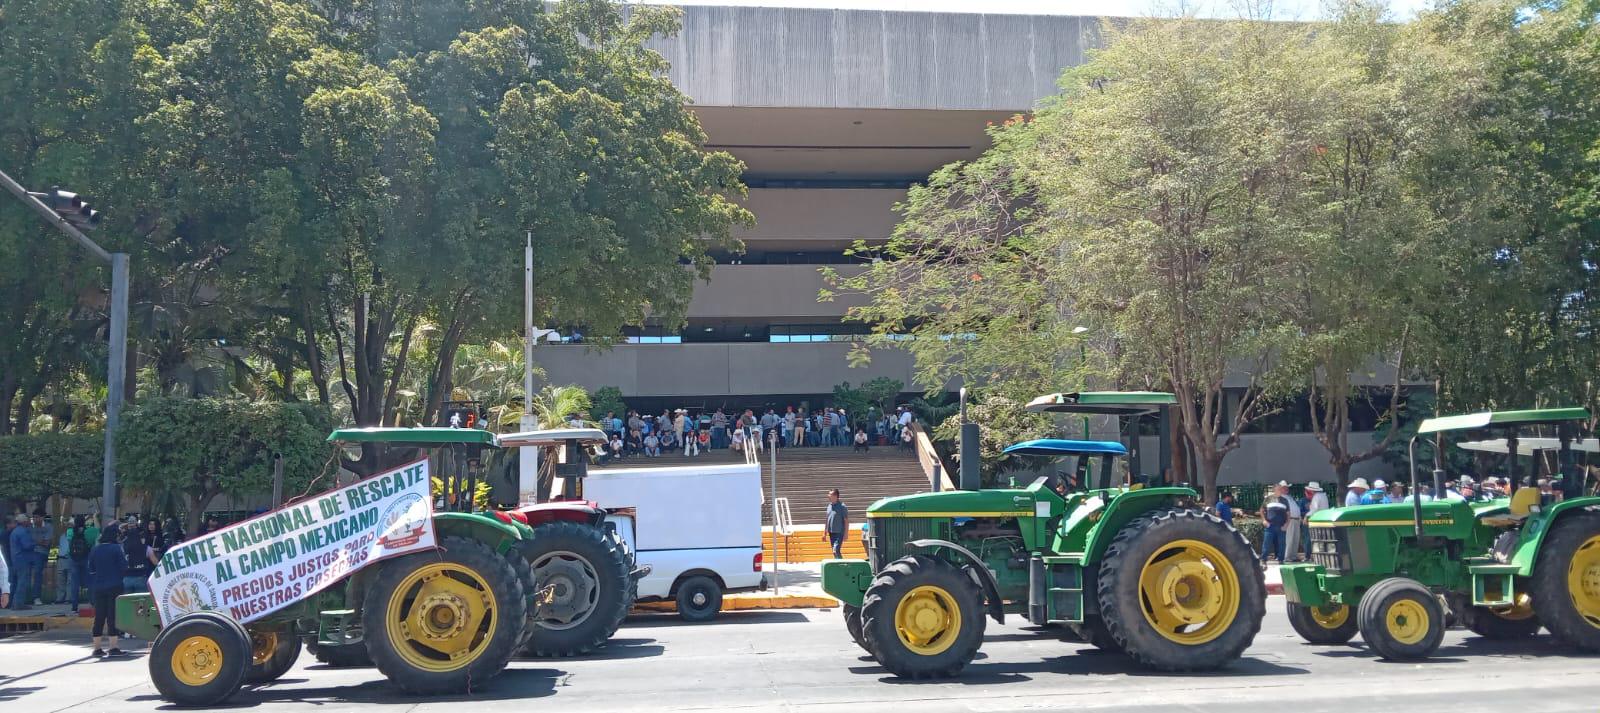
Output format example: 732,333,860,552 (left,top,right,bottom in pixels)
1198,453,1223,505
1332,461,1352,503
